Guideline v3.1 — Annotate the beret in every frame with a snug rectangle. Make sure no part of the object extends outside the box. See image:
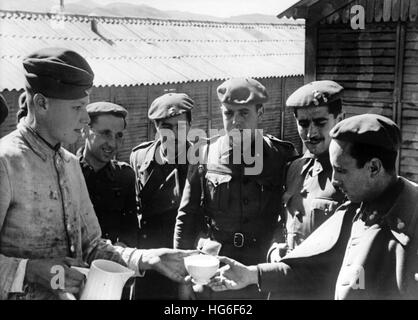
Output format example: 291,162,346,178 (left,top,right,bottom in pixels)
217,78,268,106
23,47,94,100
329,114,401,152
286,80,344,108
86,102,128,118
0,94,8,125
148,93,194,121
